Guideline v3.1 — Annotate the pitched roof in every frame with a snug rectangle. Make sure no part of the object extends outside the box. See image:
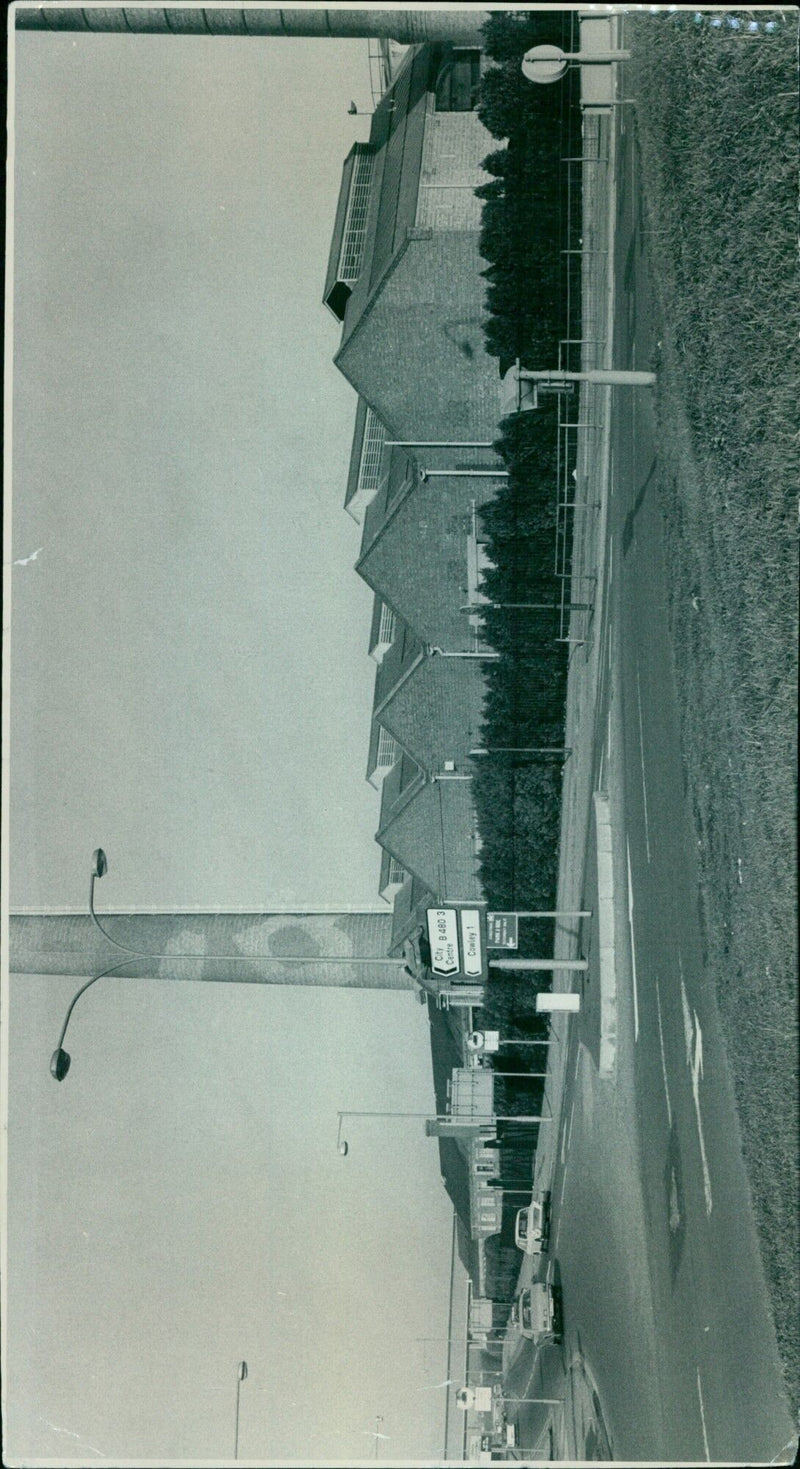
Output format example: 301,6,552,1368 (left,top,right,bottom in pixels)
338,47,436,351
389,874,436,955
357,471,499,649
376,652,487,773
377,775,483,902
